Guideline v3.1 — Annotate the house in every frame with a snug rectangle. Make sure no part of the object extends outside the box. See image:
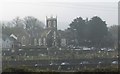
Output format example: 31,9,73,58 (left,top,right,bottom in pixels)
2,34,18,49
10,34,21,48
11,28,30,46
